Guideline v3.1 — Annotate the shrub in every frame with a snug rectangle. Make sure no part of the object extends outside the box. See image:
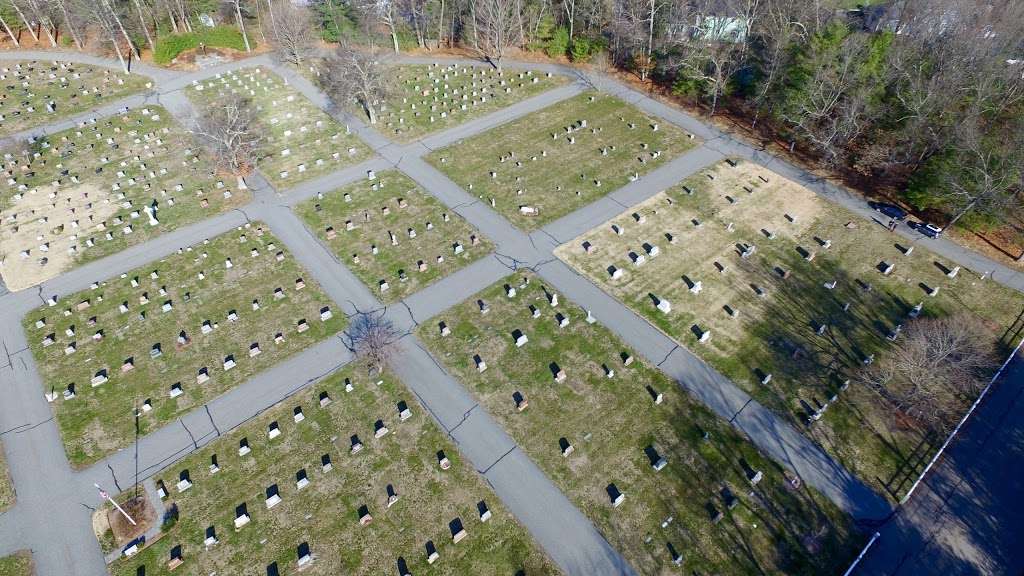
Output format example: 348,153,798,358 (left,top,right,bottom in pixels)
153,26,252,65
570,36,605,63
546,27,570,58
